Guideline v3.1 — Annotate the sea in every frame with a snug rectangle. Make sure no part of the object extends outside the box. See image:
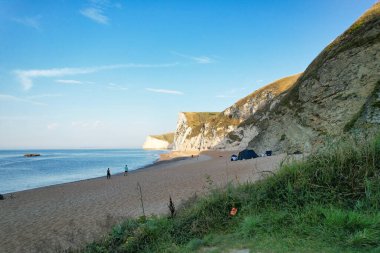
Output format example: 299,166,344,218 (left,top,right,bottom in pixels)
0,149,167,194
